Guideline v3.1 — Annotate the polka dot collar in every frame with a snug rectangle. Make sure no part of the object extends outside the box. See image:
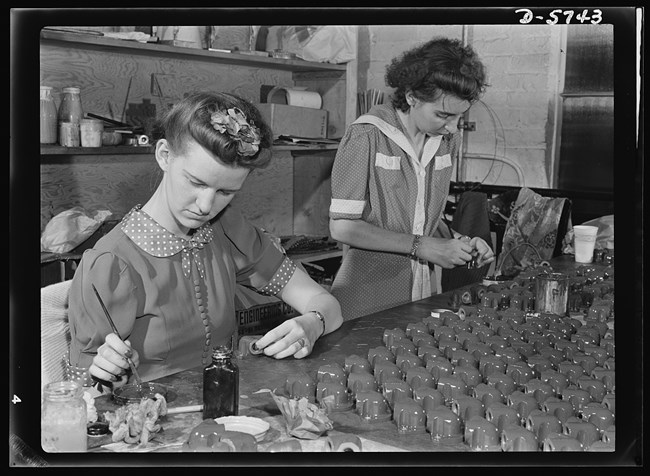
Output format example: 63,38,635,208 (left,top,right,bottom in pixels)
121,205,214,279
